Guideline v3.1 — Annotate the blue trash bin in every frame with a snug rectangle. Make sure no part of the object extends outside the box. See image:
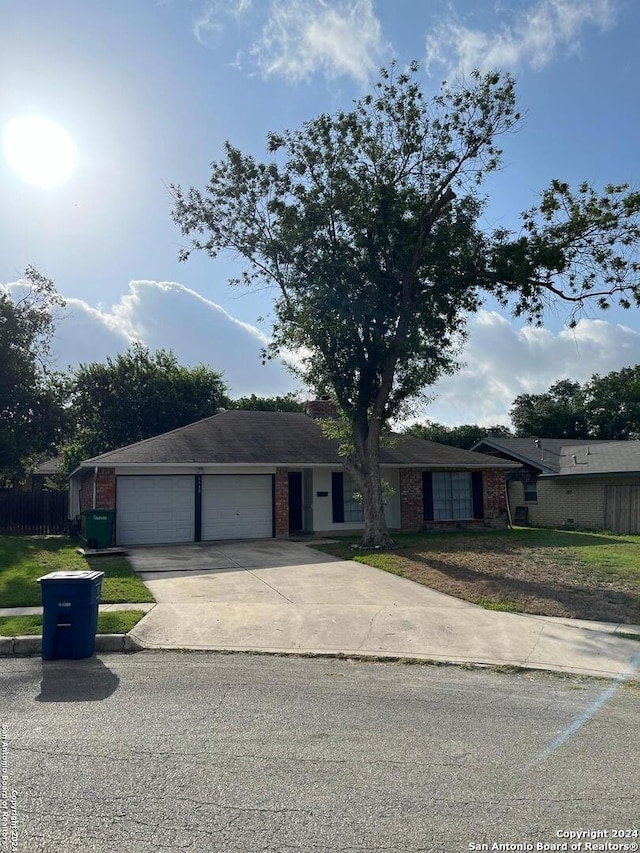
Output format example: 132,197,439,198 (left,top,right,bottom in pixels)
37,570,104,660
